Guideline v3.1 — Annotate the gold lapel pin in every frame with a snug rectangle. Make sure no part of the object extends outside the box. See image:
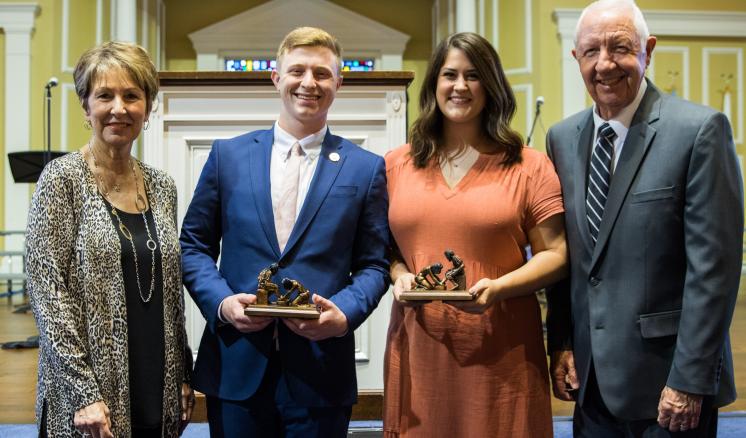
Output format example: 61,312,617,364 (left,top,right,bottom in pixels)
329,152,340,162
